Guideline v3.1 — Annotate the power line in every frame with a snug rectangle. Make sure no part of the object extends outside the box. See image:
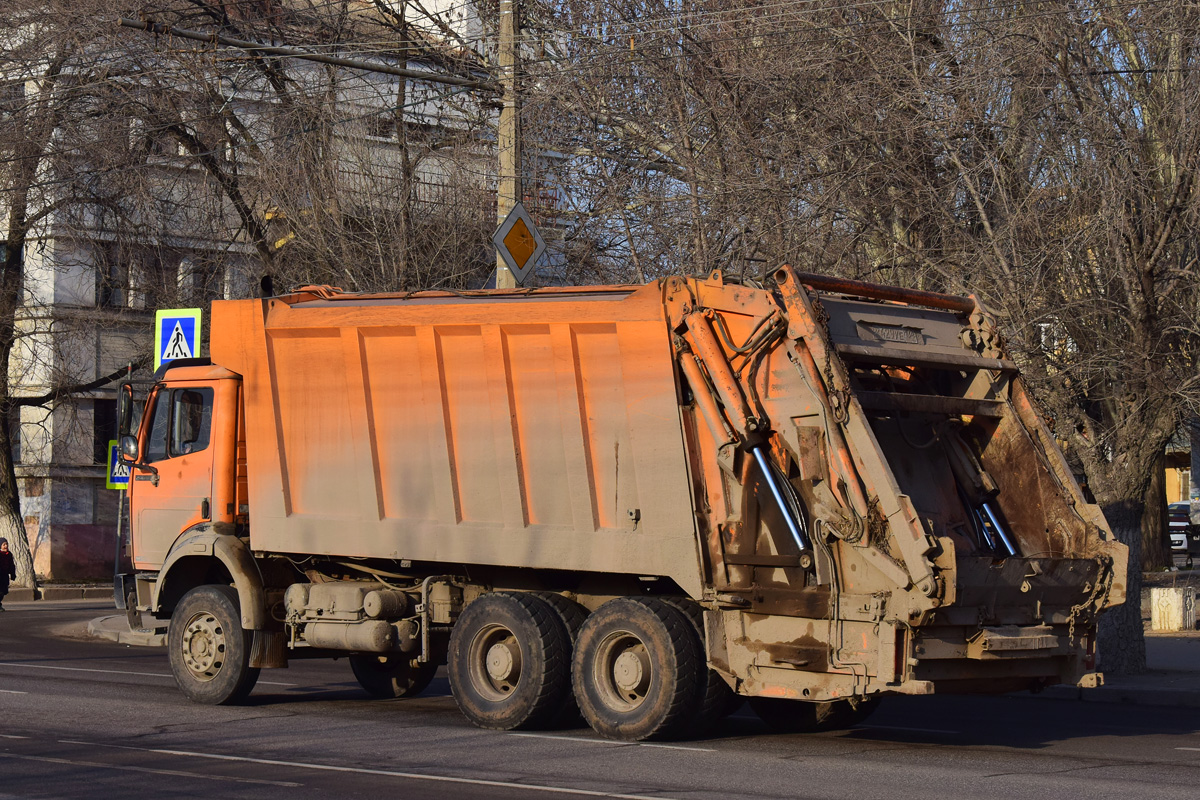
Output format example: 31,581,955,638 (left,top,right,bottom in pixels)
118,17,502,92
